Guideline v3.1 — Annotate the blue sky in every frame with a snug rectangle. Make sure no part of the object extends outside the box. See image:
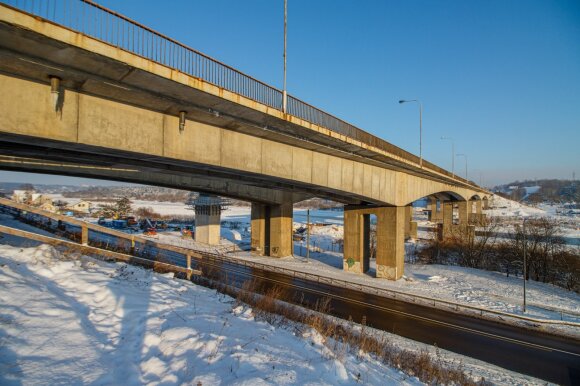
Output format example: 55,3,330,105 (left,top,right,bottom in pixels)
1,0,579,187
